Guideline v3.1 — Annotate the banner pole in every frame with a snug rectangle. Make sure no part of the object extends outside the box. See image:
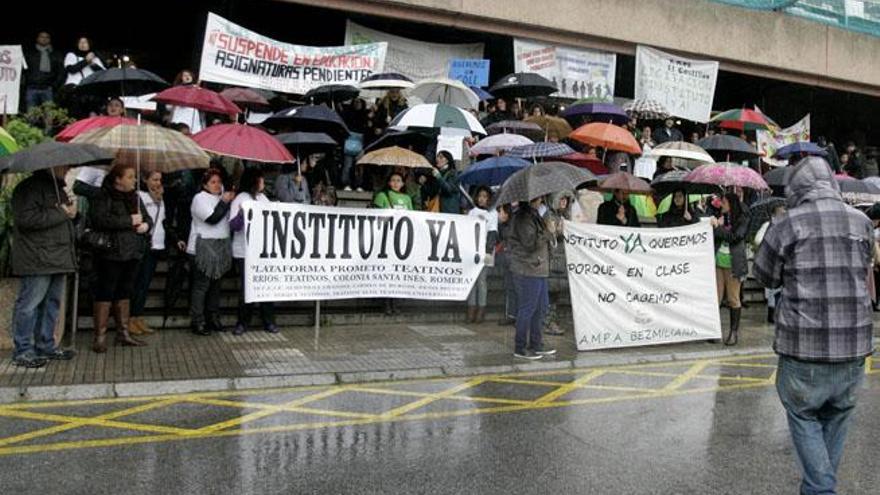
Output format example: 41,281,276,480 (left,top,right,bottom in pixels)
314,300,321,347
